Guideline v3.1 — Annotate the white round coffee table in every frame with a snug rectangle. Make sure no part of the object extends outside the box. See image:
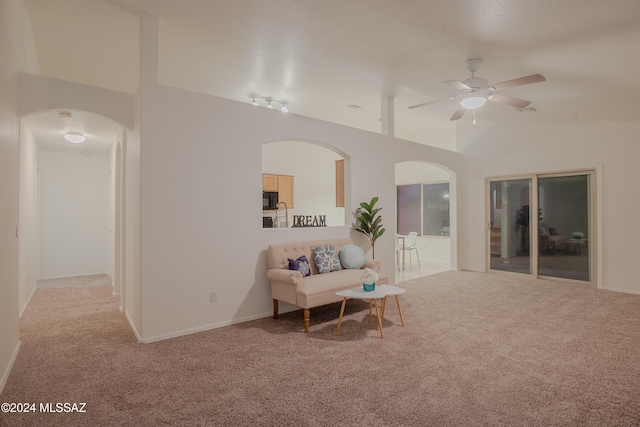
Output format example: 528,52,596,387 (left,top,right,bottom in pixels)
378,284,406,327
335,287,387,338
